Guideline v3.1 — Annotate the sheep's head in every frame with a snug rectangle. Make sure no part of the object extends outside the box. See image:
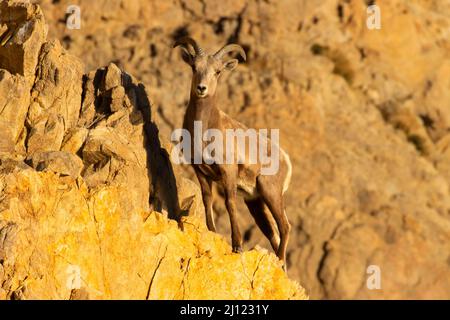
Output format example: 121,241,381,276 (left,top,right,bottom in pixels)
173,37,246,99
